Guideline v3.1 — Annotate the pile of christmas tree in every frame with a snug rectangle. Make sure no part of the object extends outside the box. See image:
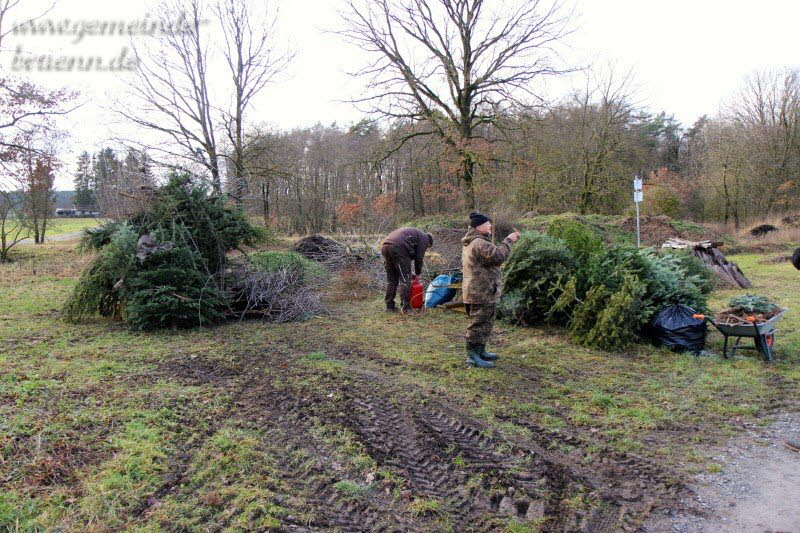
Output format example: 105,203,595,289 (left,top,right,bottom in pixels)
64,173,323,329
